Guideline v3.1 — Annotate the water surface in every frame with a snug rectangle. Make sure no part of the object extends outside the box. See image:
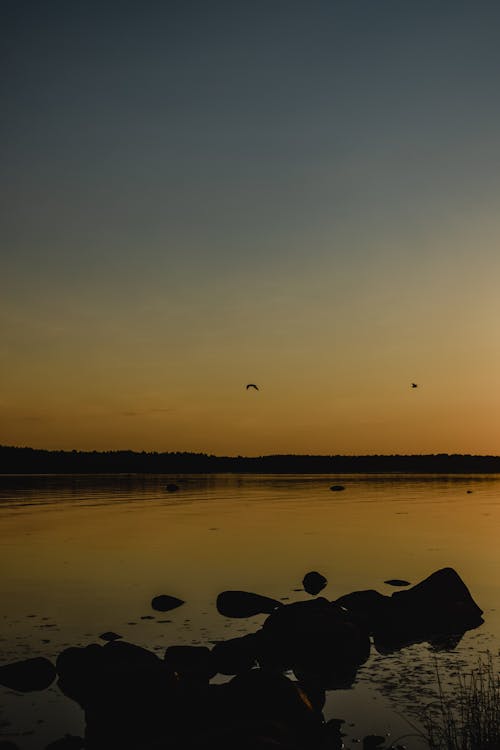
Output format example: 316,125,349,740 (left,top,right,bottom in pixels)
1,474,499,748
